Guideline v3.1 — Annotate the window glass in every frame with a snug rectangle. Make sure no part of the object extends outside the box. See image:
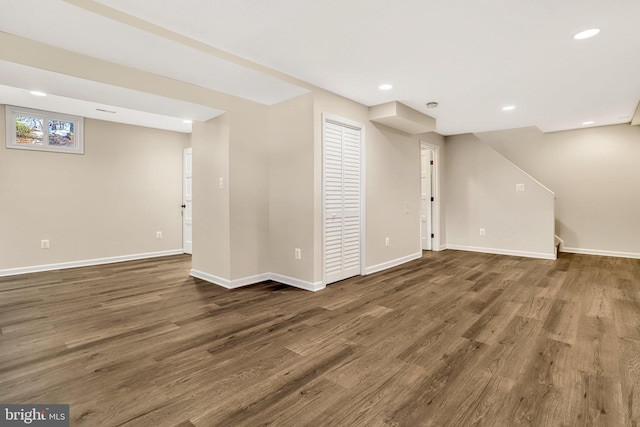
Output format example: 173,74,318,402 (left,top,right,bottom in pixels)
6,106,84,154
15,115,44,145
48,120,75,147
